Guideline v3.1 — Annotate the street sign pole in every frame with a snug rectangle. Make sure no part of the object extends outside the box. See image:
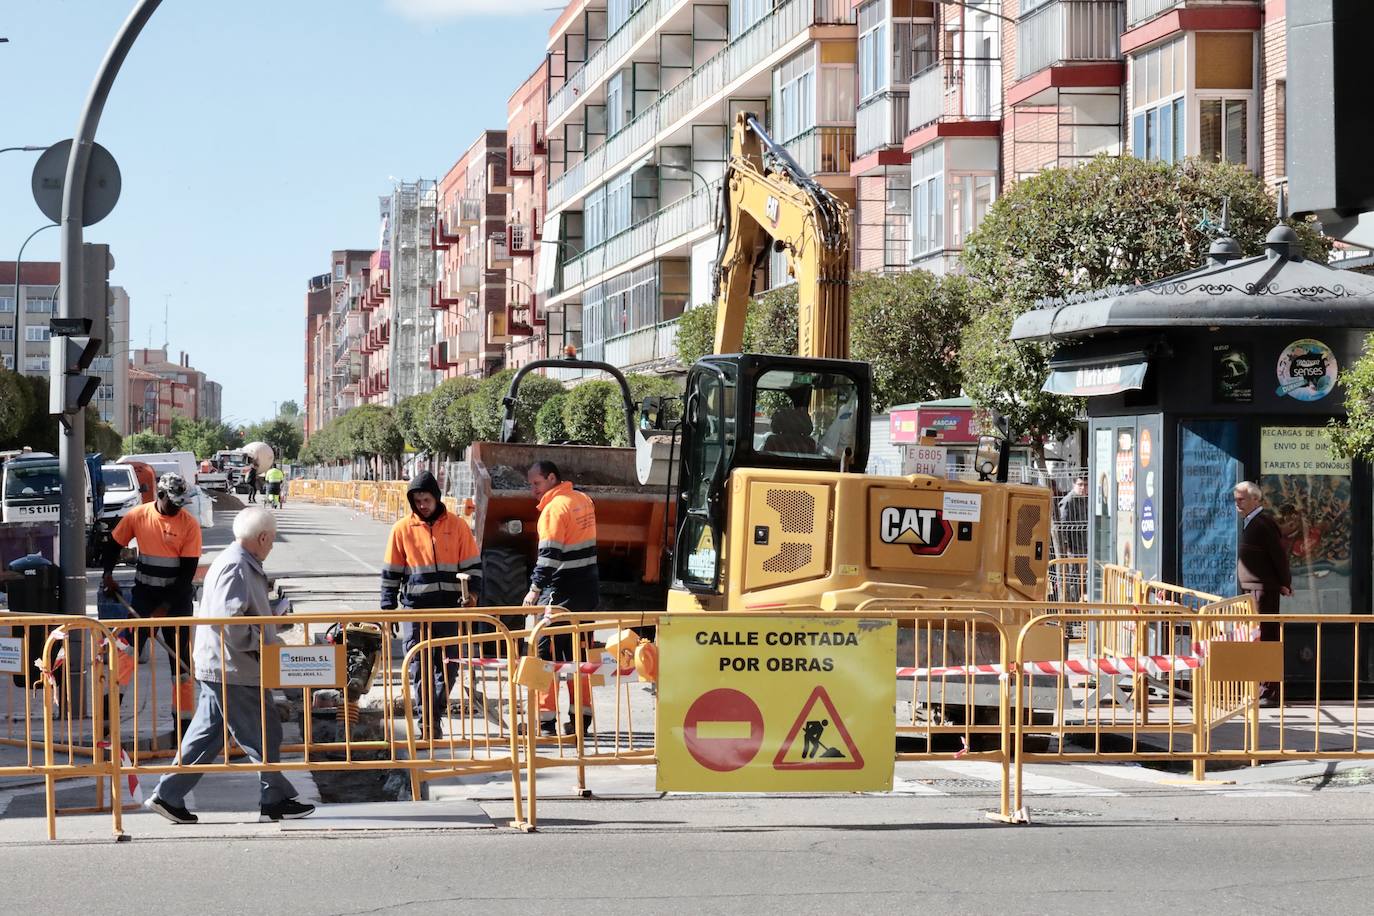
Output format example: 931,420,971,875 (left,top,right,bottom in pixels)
56,0,161,617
